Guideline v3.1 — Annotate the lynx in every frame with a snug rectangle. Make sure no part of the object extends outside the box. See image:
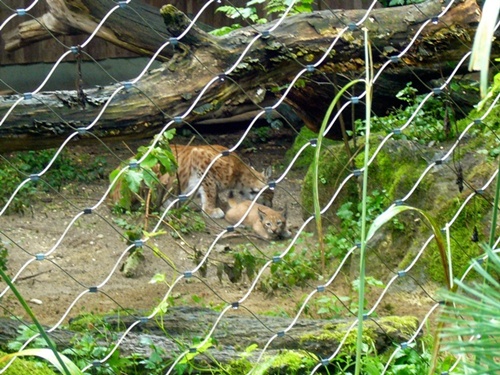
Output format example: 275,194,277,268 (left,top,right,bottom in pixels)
111,144,273,218
164,144,273,218
224,194,291,240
